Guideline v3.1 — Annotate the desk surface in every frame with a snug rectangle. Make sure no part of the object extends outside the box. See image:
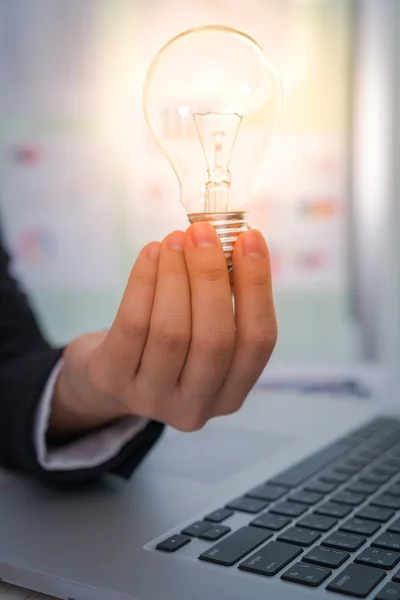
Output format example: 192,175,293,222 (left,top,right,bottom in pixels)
0,470,55,600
